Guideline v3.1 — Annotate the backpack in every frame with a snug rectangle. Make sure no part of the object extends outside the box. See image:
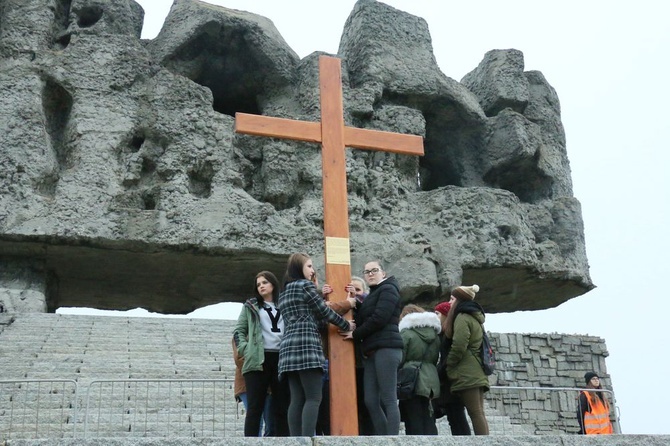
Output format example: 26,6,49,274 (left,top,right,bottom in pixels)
480,330,496,375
